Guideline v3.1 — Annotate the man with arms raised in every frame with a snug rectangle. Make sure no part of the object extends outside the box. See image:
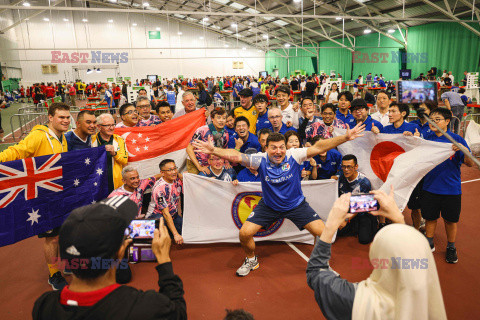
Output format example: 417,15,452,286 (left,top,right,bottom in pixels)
193,123,365,276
